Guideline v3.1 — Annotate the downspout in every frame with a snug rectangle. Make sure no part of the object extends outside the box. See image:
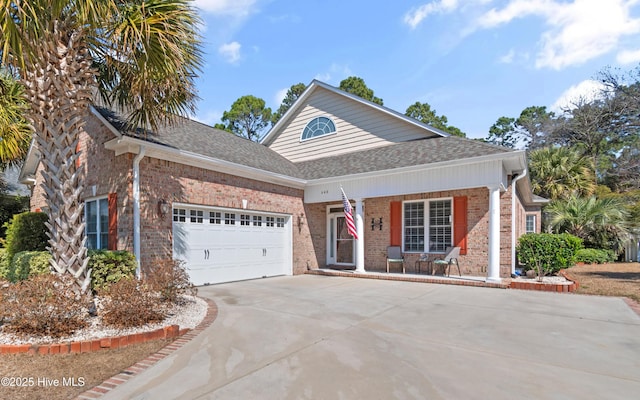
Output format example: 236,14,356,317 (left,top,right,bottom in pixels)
511,169,527,275
133,146,146,277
